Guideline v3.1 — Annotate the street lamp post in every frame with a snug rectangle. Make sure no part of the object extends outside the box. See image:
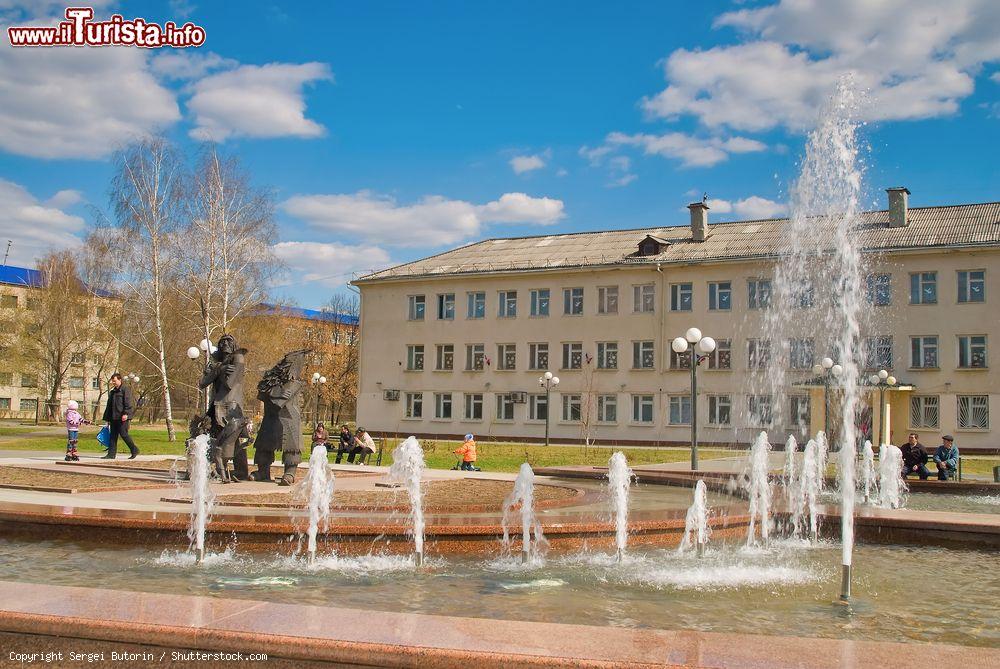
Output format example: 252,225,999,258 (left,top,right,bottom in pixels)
186,346,202,411
811,357,843,441
867,369,897,446
671,328,716,471
310,372,327,425
538,371,560,447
